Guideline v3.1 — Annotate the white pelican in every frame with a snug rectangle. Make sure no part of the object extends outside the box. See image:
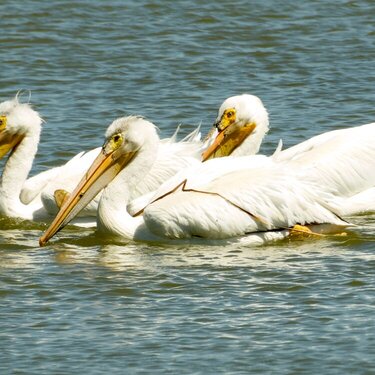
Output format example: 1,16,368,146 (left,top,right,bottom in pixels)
39,116,348,246
203,94,375,215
